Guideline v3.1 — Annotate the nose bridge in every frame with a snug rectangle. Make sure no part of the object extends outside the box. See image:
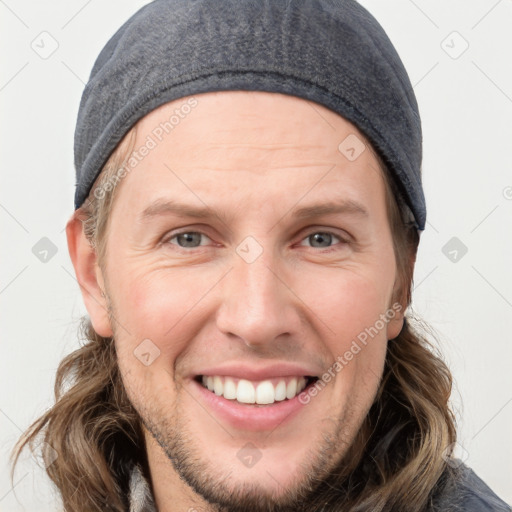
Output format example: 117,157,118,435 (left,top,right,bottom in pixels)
216,238,295,346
